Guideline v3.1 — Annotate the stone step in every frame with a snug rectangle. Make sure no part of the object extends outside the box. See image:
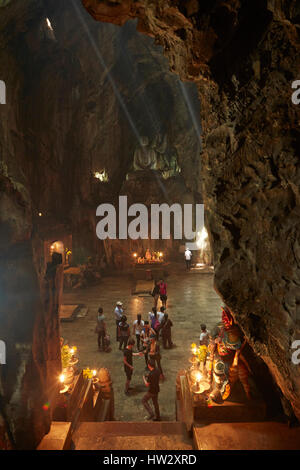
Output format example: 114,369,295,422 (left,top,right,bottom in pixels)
37,422,72,450
193,422,300,450
59,304,79,321
73,421,193,450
